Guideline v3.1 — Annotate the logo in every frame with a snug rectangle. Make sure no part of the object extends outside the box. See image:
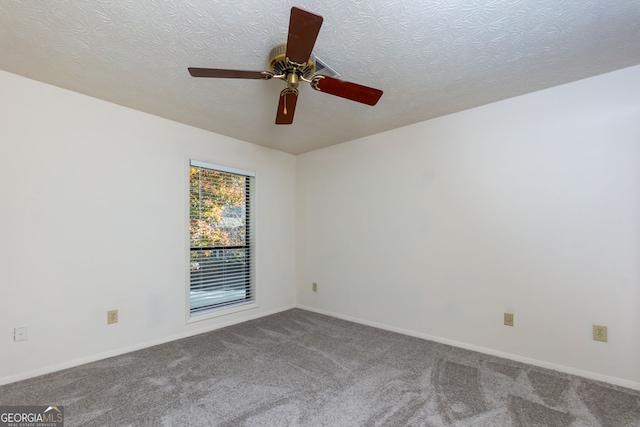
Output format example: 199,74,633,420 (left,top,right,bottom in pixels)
0,406,64,427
